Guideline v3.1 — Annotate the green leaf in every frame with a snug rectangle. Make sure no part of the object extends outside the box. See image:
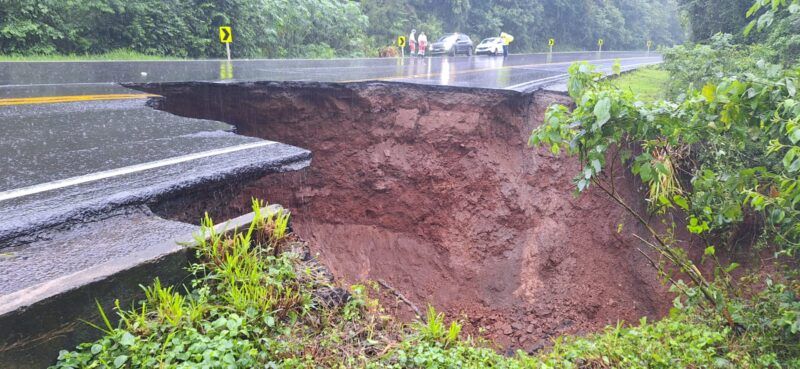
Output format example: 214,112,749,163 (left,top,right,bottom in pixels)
783,148,799,172
591,159,602,173
771,208,786,223
593,97,612,130
90,344,103,355
790,158,800,172
639,163,653,181
119,332,135,346
673,195,690,211
757,11,774,30
114,355,128,368
724,263,740,273
790,127,800,144
704,246,715,256
787,78,797,97
751,194,766,208
702,84,716,102
746,1,762,17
